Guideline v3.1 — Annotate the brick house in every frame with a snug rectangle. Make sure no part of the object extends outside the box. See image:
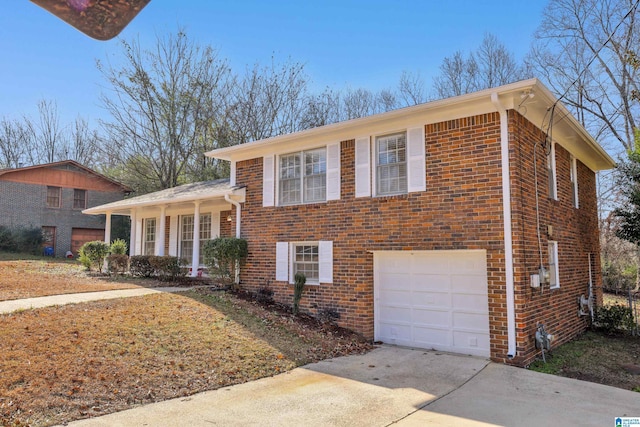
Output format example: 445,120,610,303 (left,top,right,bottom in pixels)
0,160,131,257
84,79,614,366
